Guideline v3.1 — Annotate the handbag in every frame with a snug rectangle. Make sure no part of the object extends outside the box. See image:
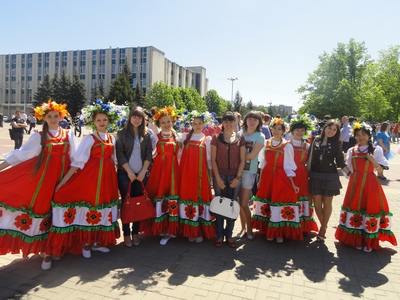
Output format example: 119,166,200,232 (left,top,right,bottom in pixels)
120,181,156,223
210,184,240,220
9,127,15,140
